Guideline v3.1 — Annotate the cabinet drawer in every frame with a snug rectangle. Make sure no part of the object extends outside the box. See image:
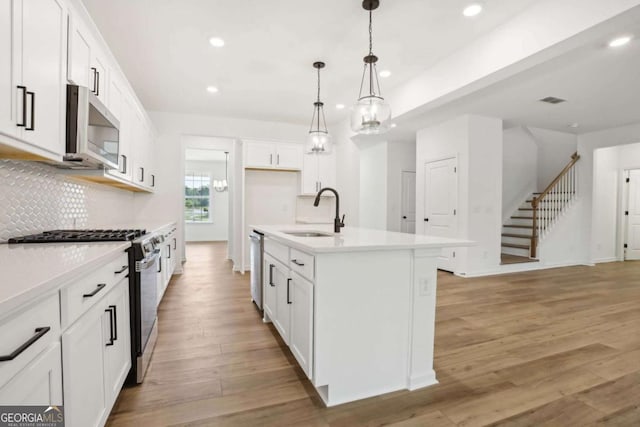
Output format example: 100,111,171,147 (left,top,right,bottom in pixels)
290,248,315,281
264,238,289,265
61,251,129,328
0,293,60,389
